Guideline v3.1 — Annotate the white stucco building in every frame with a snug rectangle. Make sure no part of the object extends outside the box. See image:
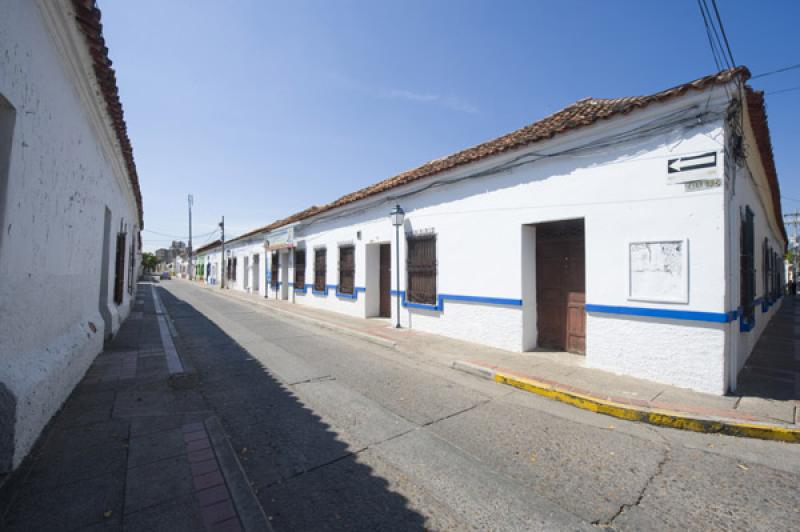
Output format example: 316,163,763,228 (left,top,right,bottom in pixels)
0,0,143,471
196,68,785,397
